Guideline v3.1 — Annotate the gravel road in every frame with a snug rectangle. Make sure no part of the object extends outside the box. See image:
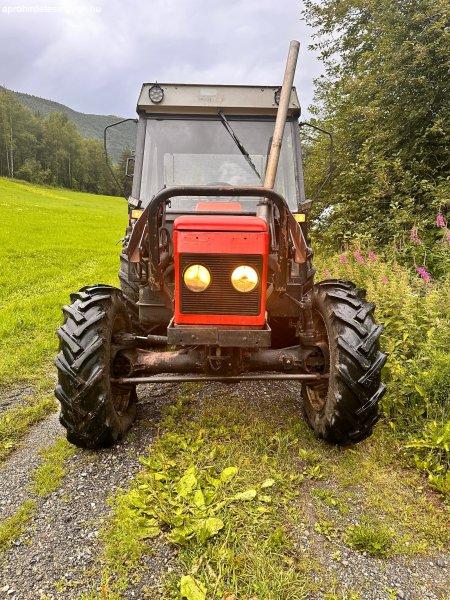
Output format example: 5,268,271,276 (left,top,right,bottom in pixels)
0,382,448,600
0,384,175,599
